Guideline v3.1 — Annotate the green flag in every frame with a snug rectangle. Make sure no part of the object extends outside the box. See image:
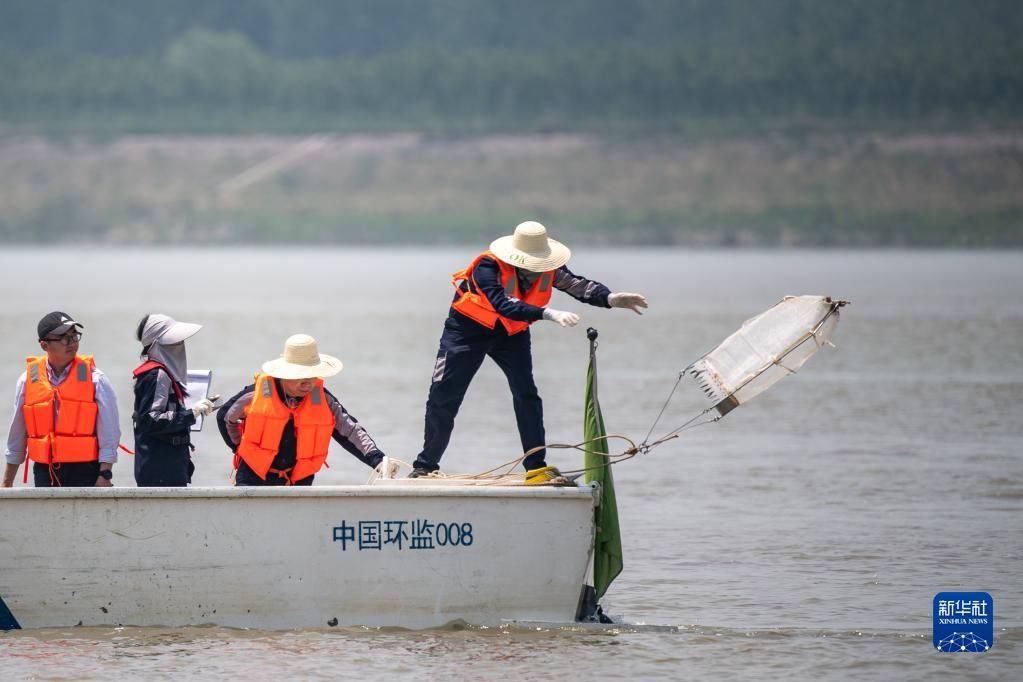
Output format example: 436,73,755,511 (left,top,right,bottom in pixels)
583,329,623,600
